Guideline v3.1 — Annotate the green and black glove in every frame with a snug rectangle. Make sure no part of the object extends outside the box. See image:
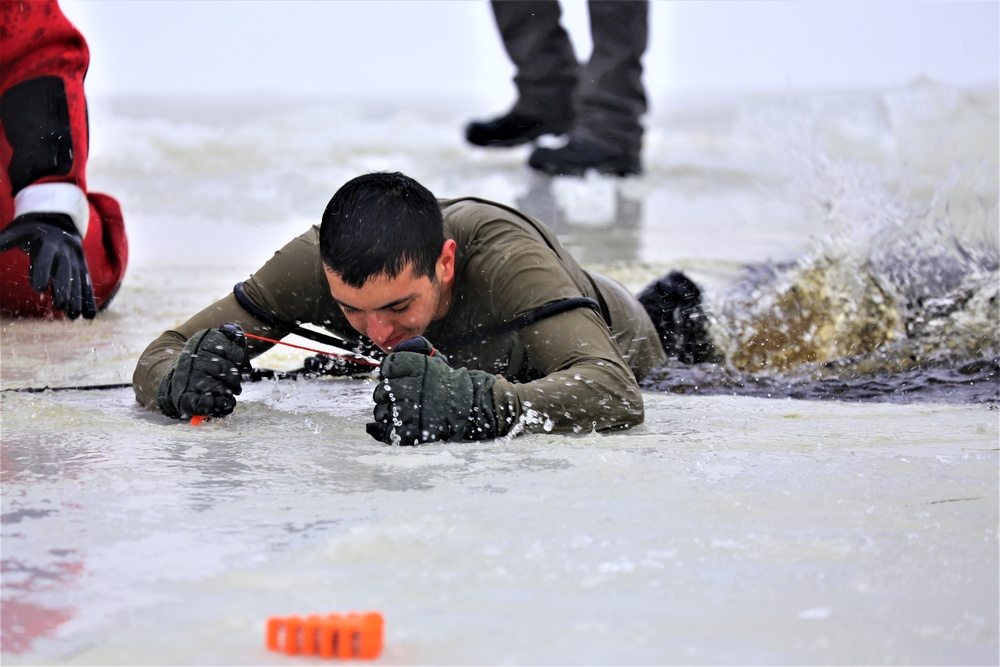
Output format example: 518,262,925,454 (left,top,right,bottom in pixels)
157,323,249,419
366,337,498,445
